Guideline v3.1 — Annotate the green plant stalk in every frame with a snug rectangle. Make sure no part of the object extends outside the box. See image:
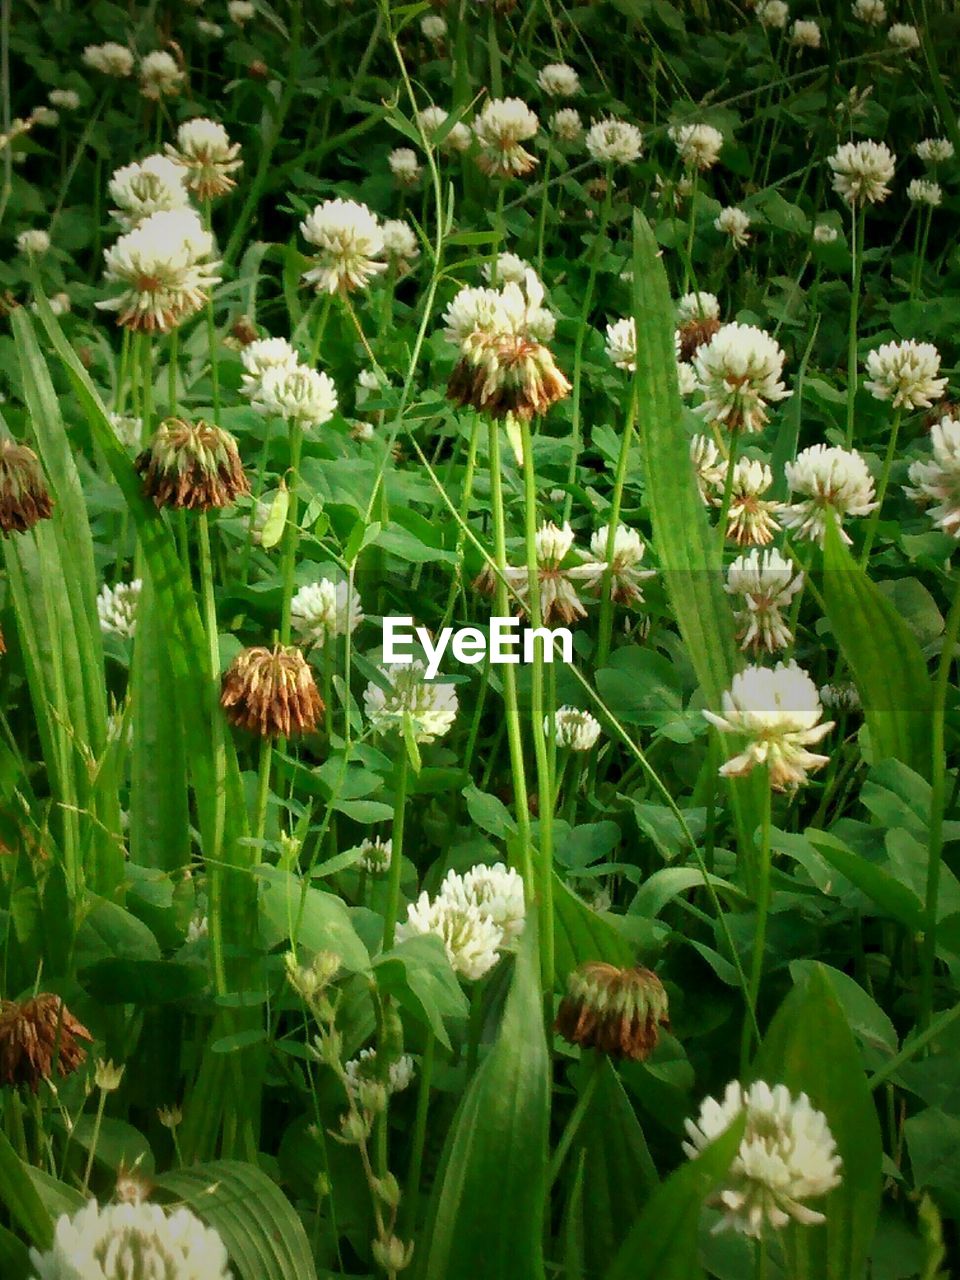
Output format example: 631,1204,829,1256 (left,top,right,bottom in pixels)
740,772,772,1072
596,386,637,668
279,423,304,645
535,150,553,276
80,1086,107,1197
715,429,740,555
860,407,902,565
868,998,960,1090
403,1030,435,1232
545,1051,603,1190
197,510,228,992
488,418,535,902
381,748,409,952
440,413,482,631
681,170,698,294
253,734,272,844
920,571,960,1030
521,415,556,997
845,204,865,448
